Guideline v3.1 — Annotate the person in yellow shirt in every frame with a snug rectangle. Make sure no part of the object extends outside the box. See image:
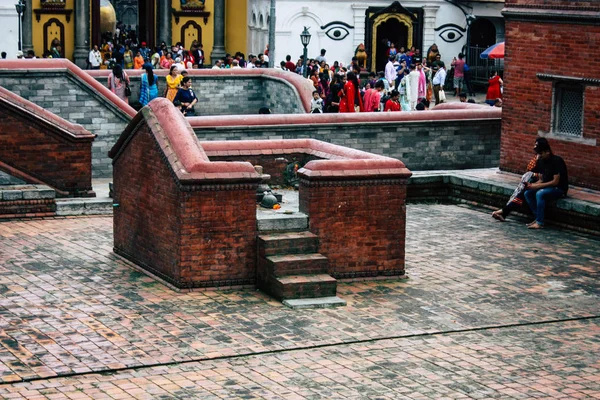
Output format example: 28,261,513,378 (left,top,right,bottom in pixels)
165,65,183,102
133,51,144,69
